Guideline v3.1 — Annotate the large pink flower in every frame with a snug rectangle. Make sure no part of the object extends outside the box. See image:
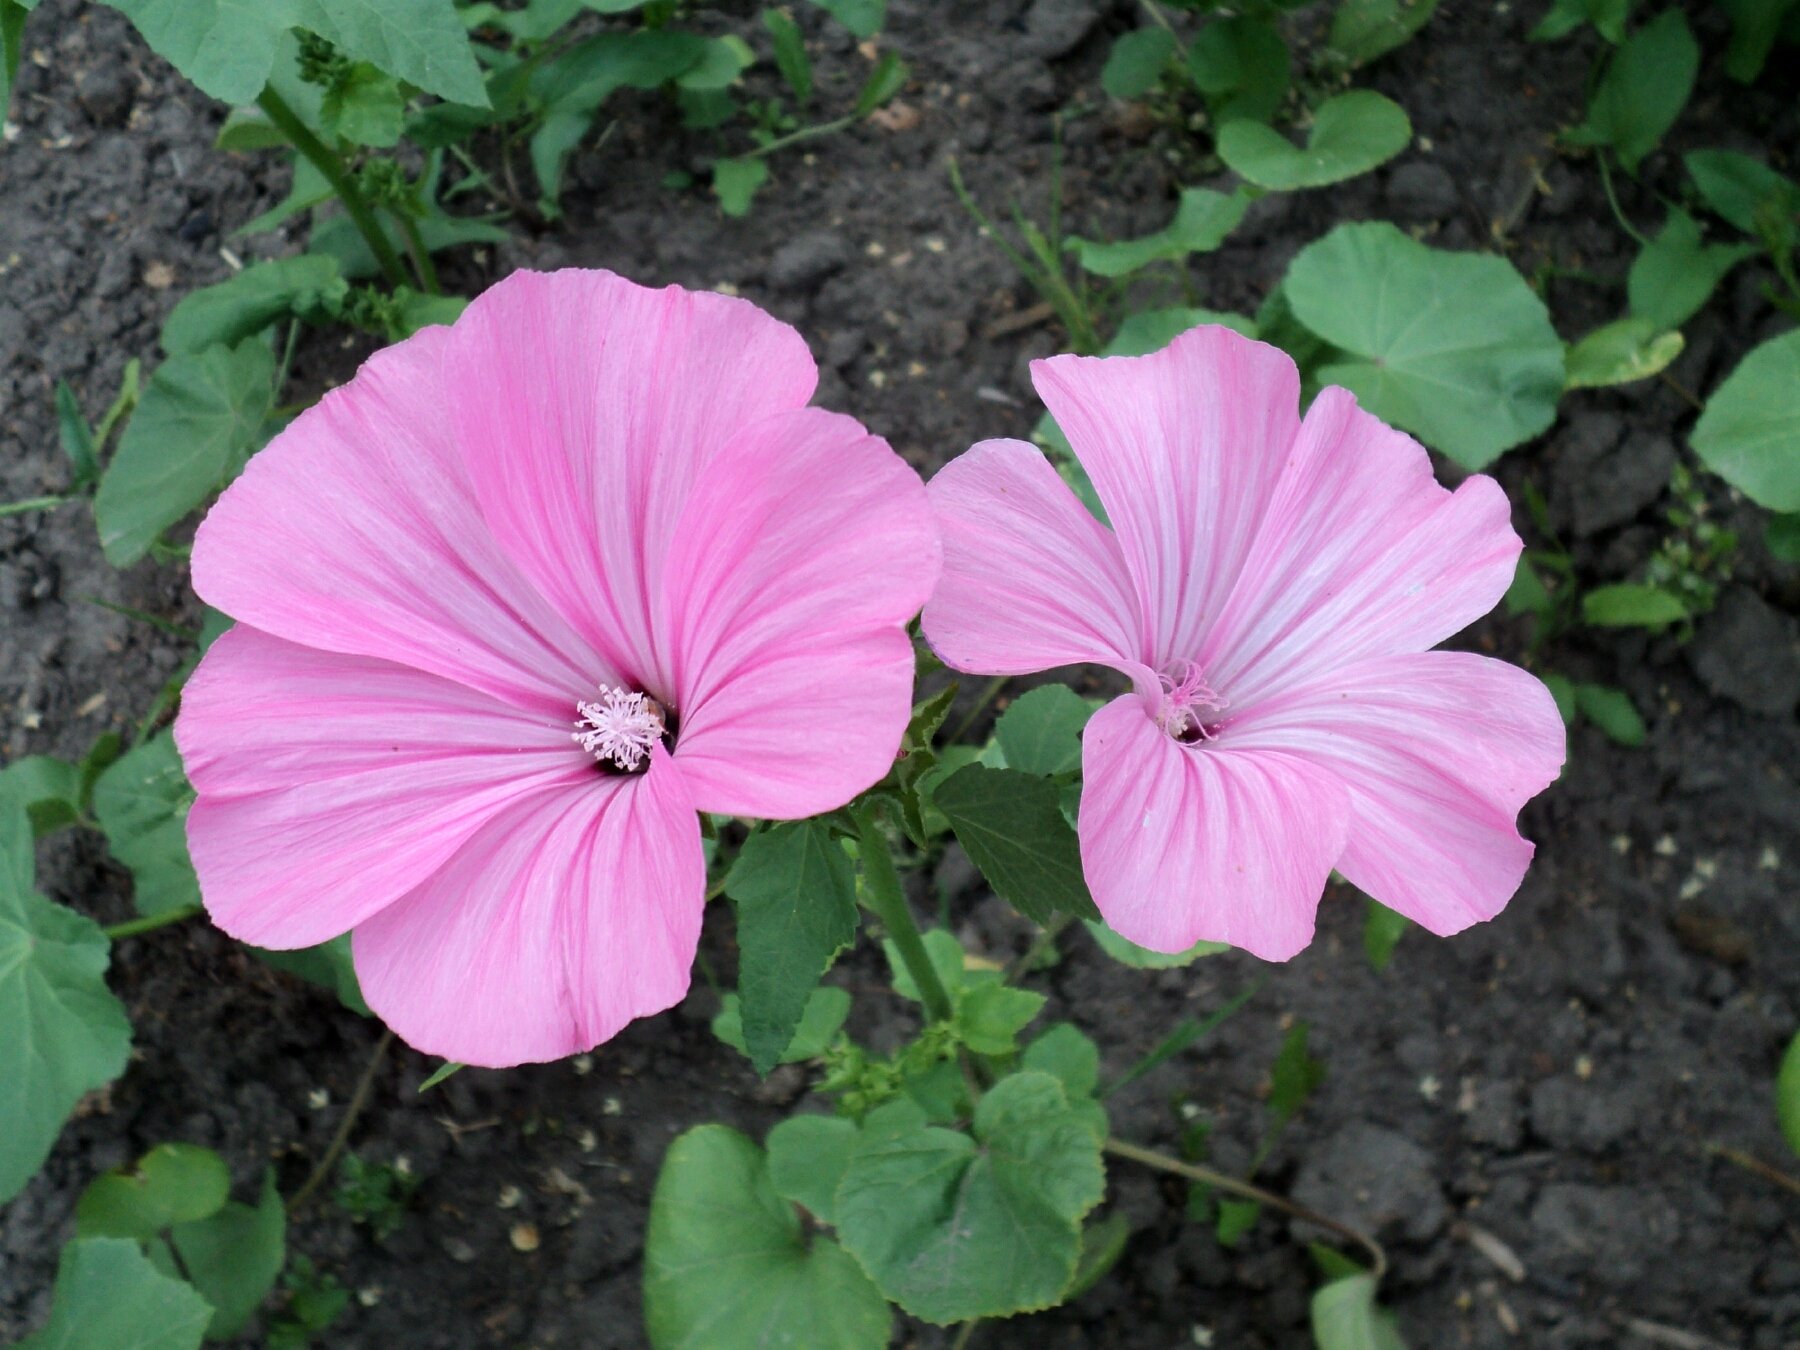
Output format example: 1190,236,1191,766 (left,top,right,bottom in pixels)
923,326,1562,961
176,269,939,1067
